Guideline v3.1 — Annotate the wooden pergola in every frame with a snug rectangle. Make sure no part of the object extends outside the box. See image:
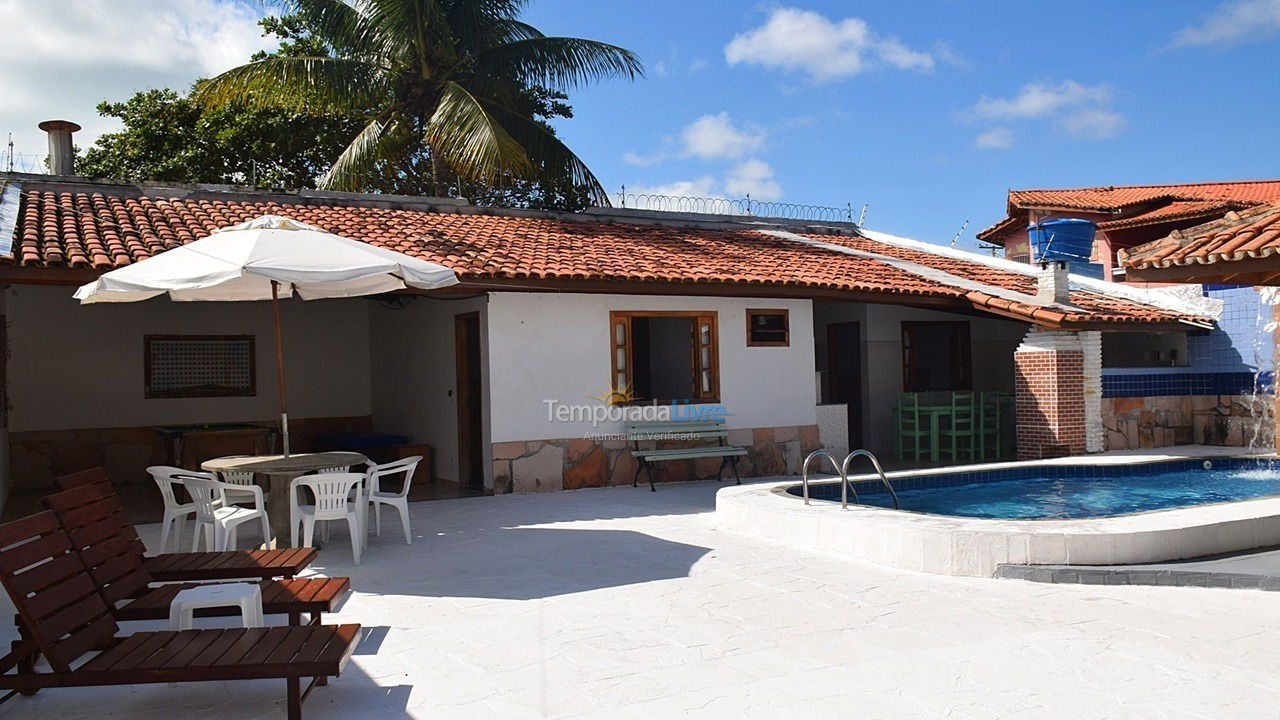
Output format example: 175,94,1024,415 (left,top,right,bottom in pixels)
1119,205,1280,451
